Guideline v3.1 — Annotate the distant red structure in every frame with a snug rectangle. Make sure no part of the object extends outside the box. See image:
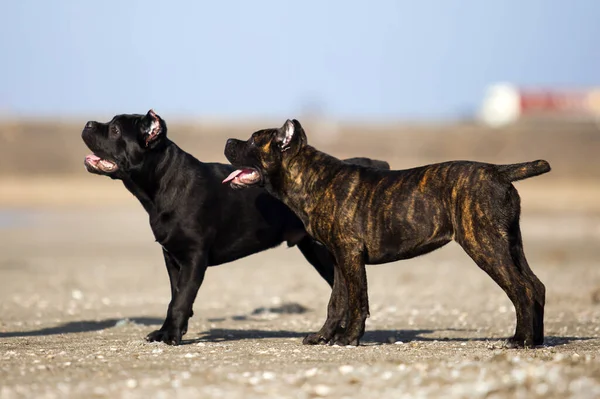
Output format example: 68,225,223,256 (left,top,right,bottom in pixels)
479,83,600,126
